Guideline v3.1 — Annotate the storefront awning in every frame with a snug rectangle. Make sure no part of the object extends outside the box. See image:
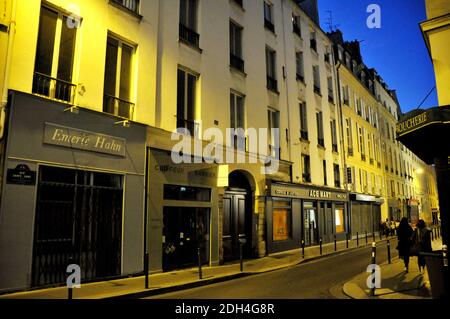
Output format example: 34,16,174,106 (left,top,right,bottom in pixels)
396,106,450,164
